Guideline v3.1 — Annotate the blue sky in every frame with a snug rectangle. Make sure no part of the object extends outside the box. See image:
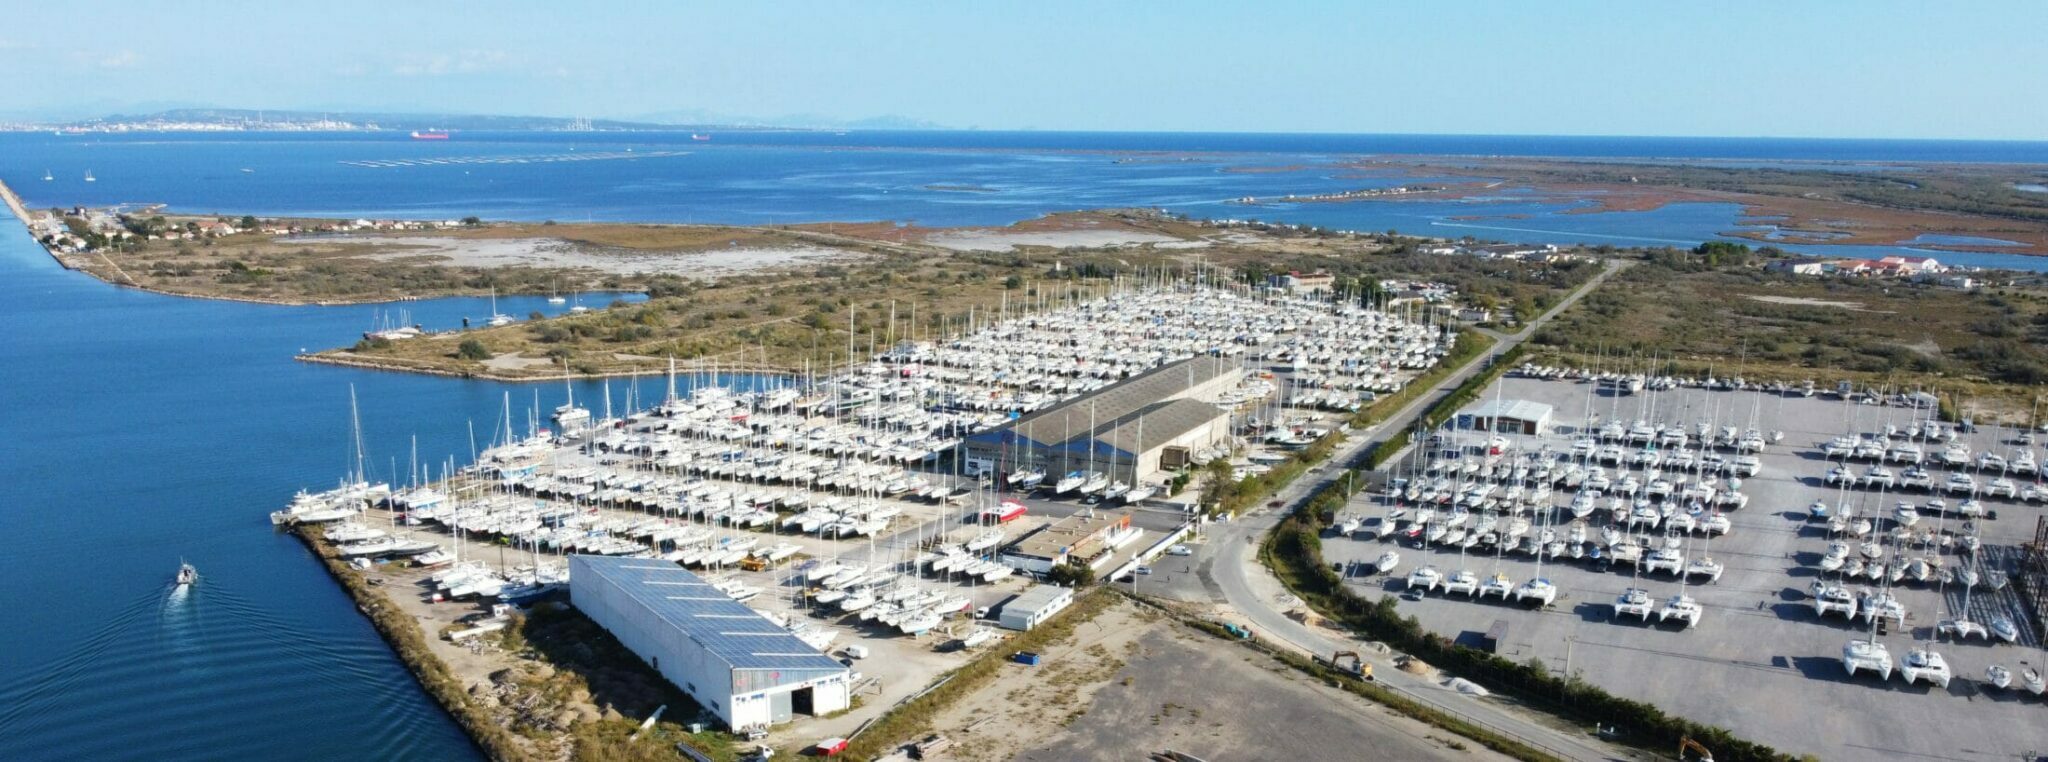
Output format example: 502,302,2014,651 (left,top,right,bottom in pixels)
2,1,2043,139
